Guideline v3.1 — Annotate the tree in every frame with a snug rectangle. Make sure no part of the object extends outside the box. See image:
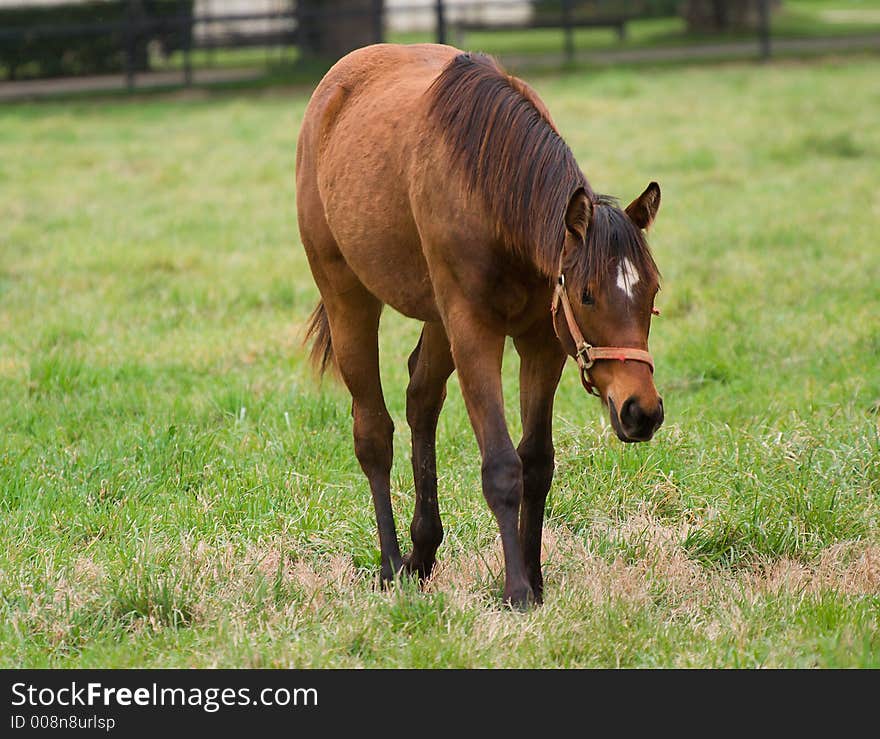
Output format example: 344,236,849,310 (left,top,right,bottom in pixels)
298,0,384,60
